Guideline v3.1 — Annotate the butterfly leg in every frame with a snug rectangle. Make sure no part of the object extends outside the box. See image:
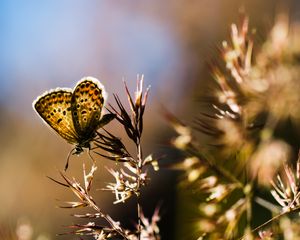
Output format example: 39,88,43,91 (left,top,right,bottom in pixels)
64,148,76,171
87,148,97,166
